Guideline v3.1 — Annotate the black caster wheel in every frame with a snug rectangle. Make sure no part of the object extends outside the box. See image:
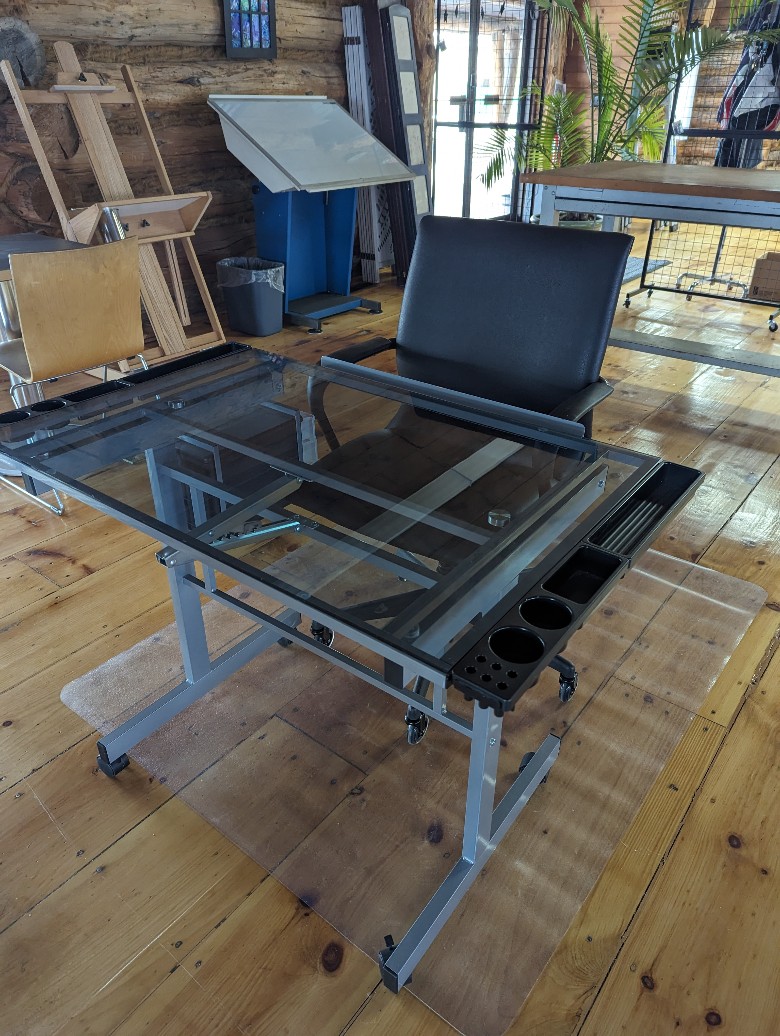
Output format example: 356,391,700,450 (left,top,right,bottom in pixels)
519,750,548,782
405,706,429,745
686,294,692,302
624,298,631,309
378,934,412,991
769,321,778,333
519,751,535,773
559,674,578,703
311,622,334,647
647,288,653,298
278,637,293,647
97,753,129,778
